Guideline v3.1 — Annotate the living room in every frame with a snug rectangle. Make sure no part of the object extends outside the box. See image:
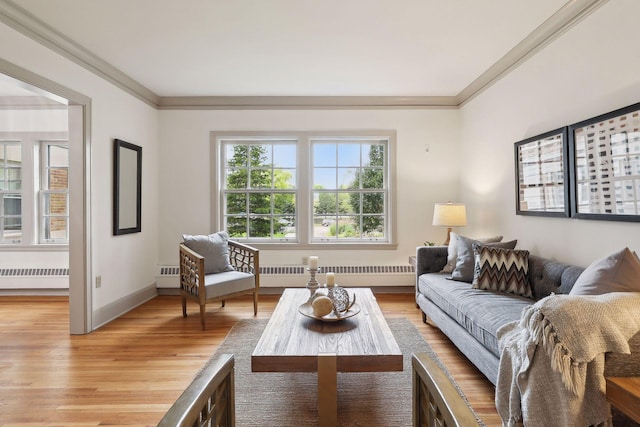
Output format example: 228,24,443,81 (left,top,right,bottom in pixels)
1,0,639,425
2,0,639,327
